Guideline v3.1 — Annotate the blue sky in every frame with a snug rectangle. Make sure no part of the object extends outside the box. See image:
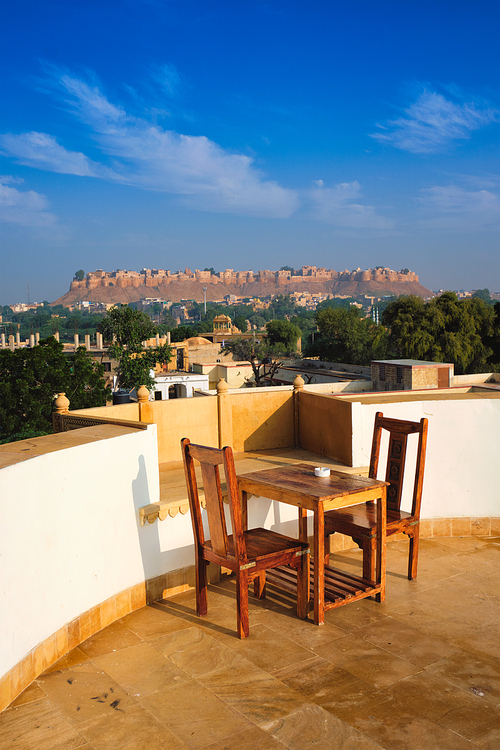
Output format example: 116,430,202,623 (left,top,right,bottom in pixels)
0,0,499,304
